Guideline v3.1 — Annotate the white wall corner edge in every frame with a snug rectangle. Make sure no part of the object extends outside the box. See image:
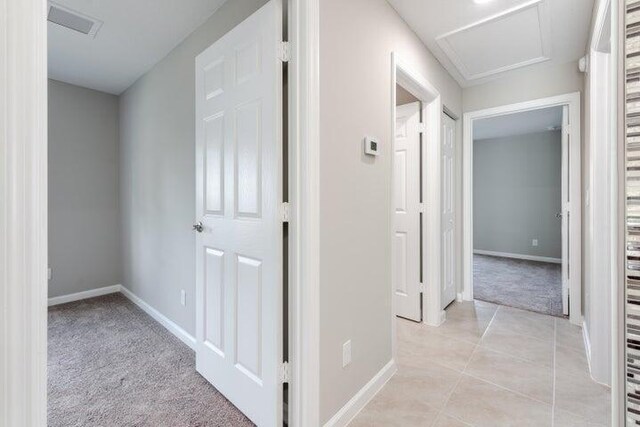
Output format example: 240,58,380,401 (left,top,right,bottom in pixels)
322,360,397,427
47,284,196,350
